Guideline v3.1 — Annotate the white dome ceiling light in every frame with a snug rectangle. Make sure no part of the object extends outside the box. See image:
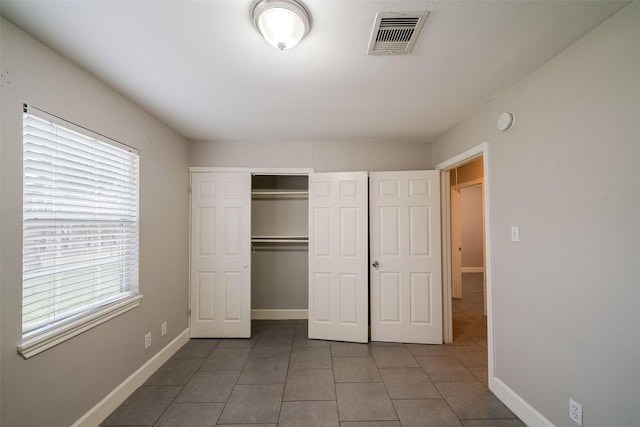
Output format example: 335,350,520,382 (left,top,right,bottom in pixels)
252,0,311,51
